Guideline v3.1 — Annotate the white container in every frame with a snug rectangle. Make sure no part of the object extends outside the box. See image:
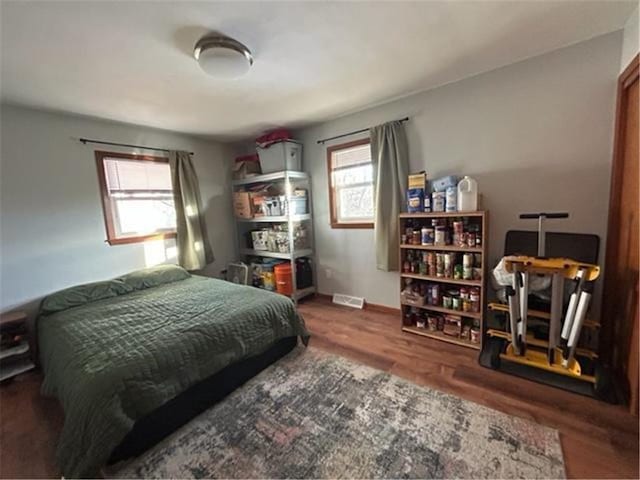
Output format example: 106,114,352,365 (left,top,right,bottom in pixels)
432,191,446,212
445,186,457,212
457,176,478,212
256,140,302,173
